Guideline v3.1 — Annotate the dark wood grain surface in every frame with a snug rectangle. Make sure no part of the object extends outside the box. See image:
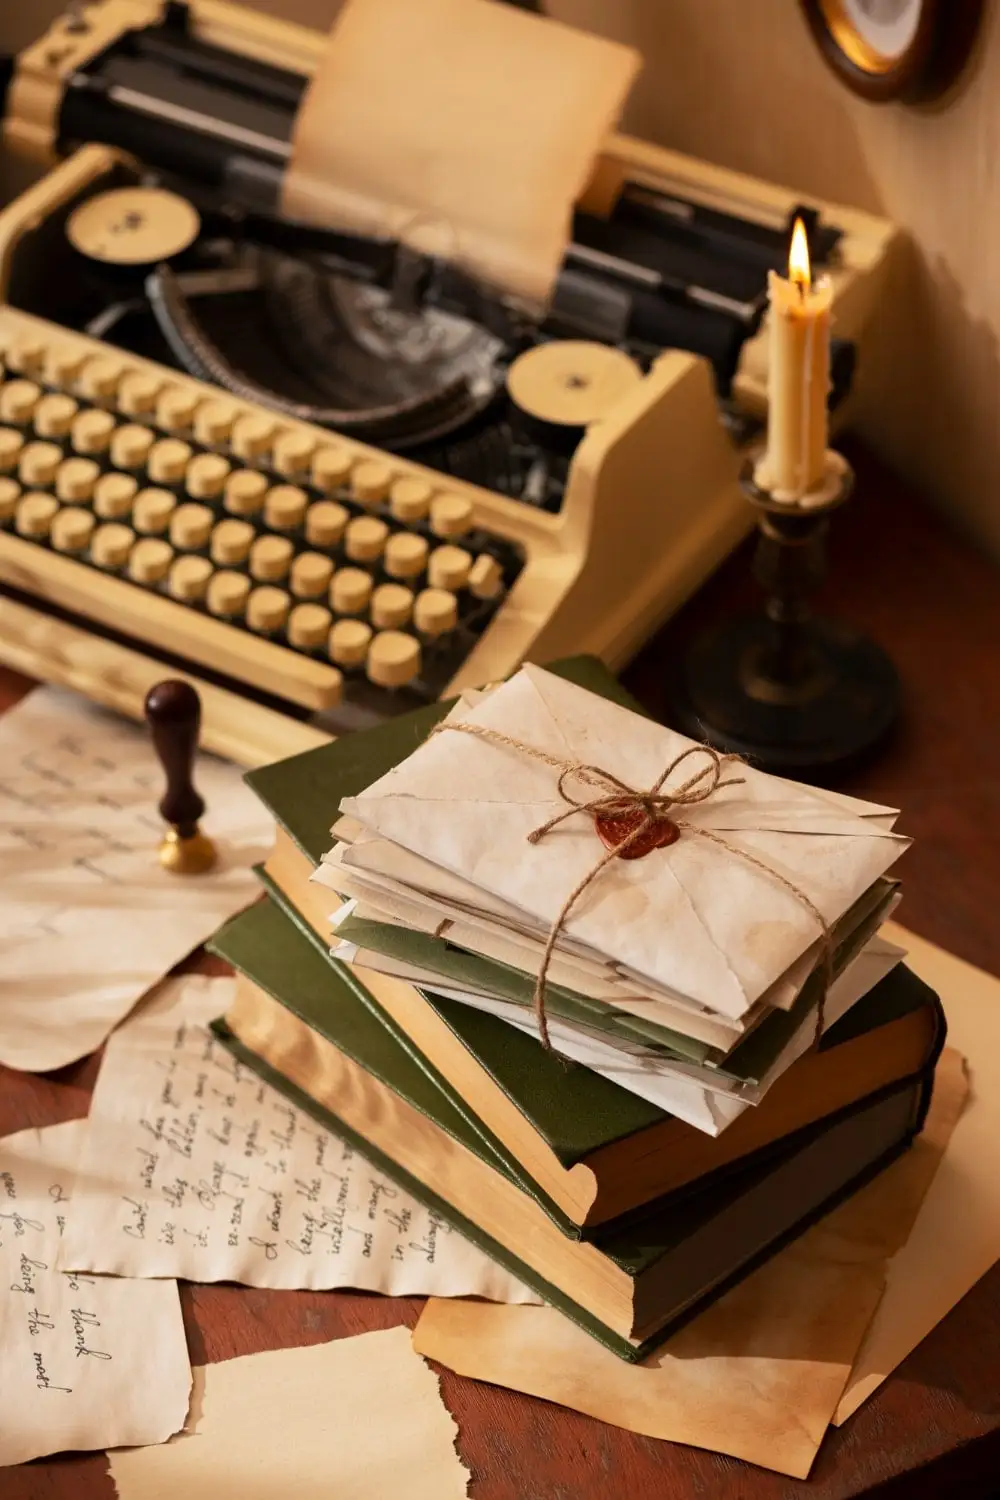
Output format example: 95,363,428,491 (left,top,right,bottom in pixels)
4,443,1000,1499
